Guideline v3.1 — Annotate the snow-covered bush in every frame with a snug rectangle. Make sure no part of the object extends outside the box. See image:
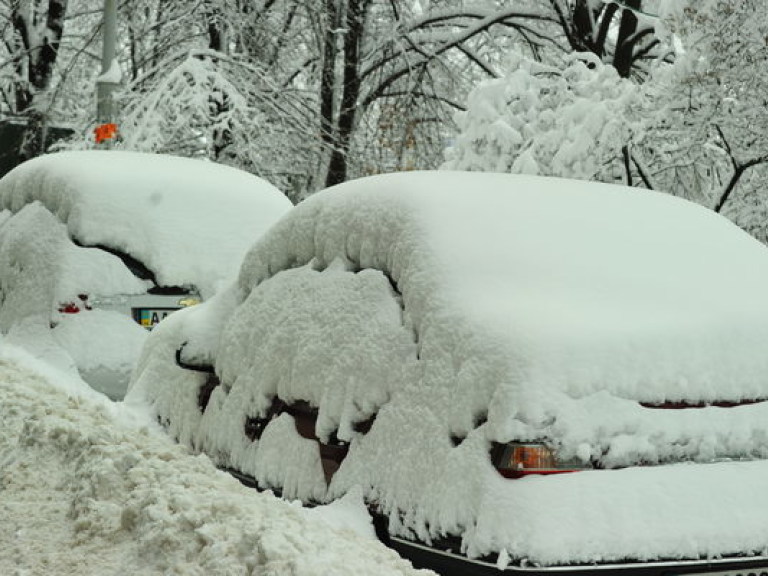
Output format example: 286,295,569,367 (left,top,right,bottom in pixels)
443,52,640,182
